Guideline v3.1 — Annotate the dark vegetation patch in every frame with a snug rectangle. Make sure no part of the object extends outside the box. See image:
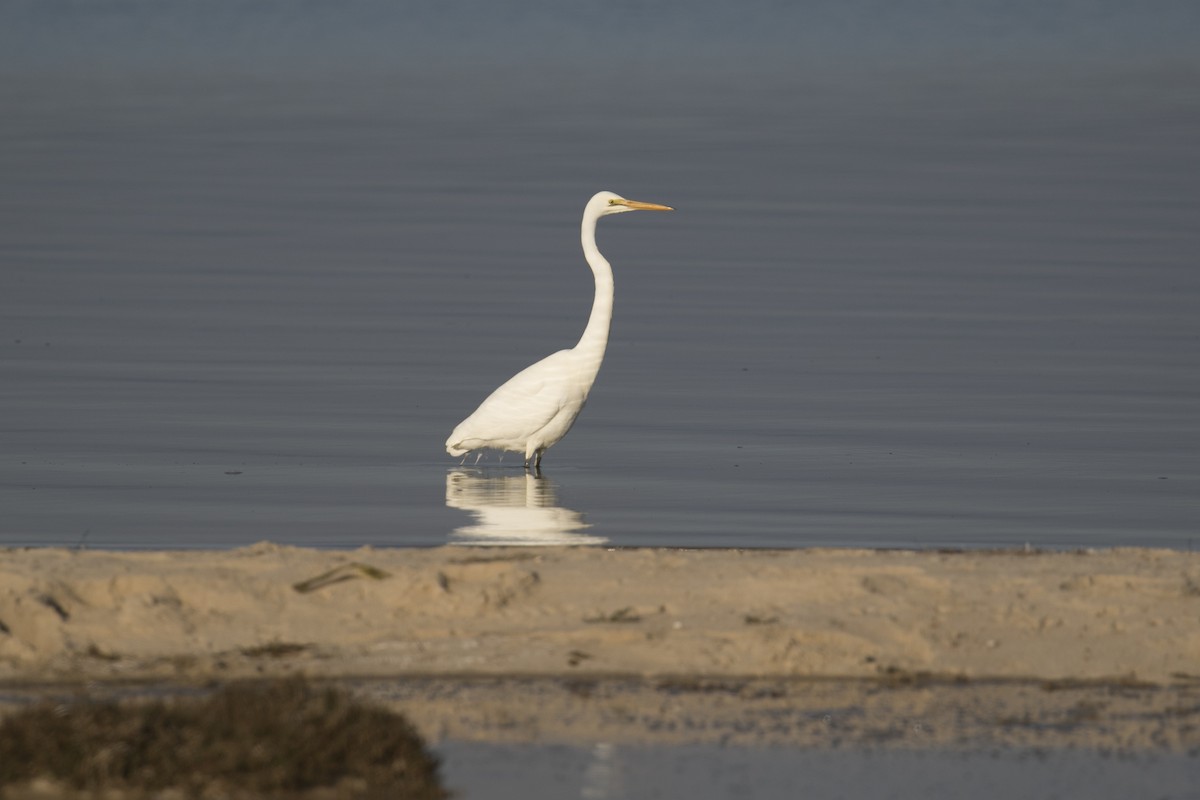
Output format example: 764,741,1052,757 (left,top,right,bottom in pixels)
239,641,312,659
0,676,446,799
583,607,642,624
292,562,391,594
